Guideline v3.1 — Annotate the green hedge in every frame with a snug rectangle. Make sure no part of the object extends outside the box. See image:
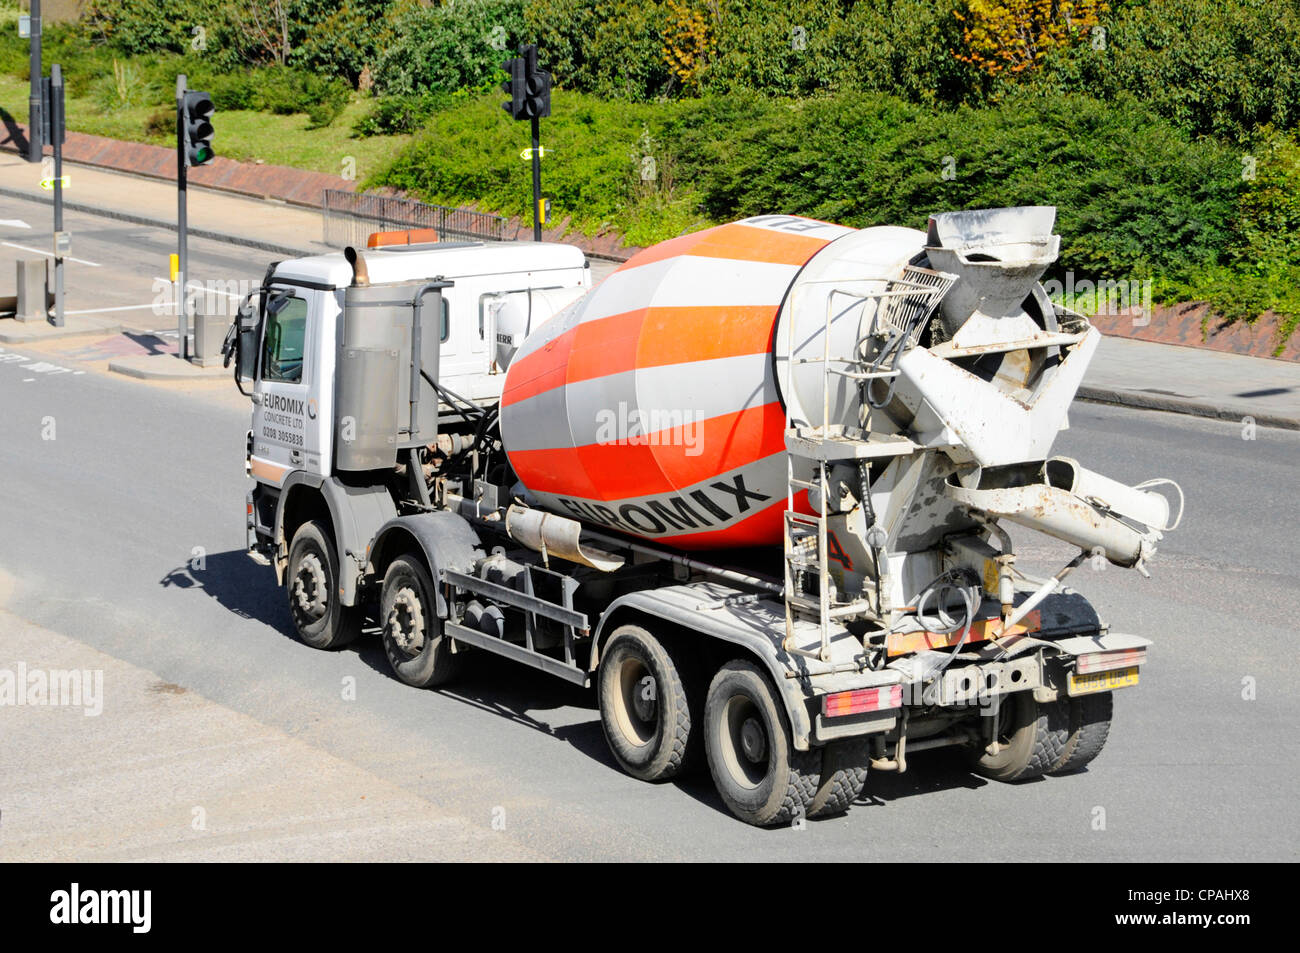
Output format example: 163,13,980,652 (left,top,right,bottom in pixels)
370,89,1242,284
